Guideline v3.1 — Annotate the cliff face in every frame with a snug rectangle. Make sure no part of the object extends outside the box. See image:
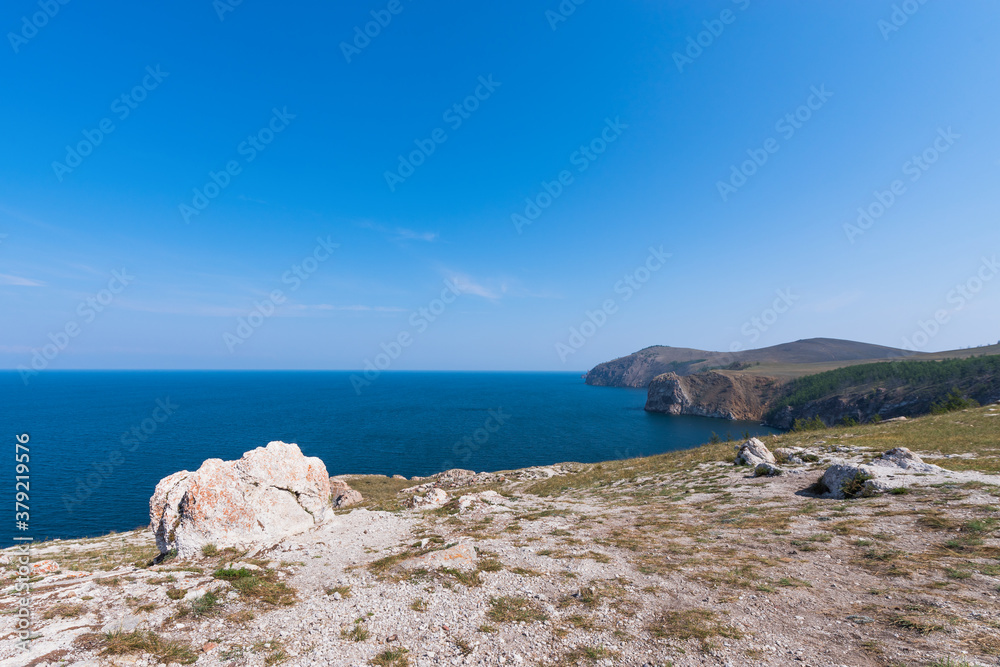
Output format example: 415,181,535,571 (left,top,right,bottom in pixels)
645,362,1000,429
584,347,712,388
644,371,783,421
